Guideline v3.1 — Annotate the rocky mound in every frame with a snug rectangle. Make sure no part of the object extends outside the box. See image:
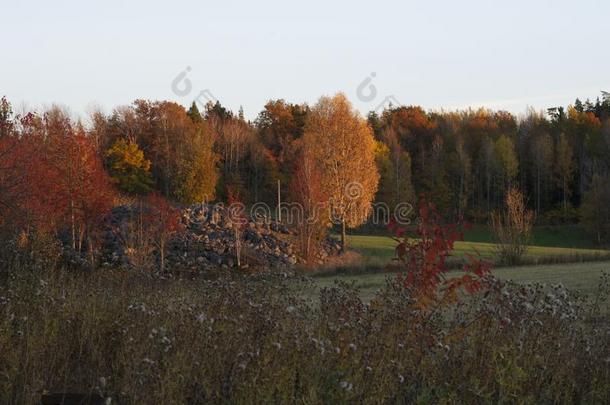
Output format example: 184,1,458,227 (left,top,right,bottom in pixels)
99,204,341,271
